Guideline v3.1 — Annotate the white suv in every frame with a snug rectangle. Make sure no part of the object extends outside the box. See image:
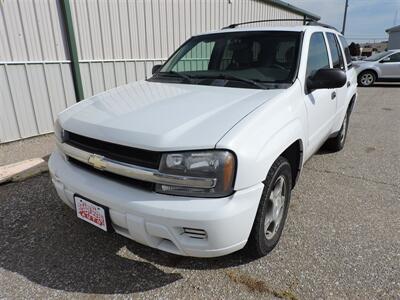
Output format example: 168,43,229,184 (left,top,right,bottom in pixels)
49,22,357,258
